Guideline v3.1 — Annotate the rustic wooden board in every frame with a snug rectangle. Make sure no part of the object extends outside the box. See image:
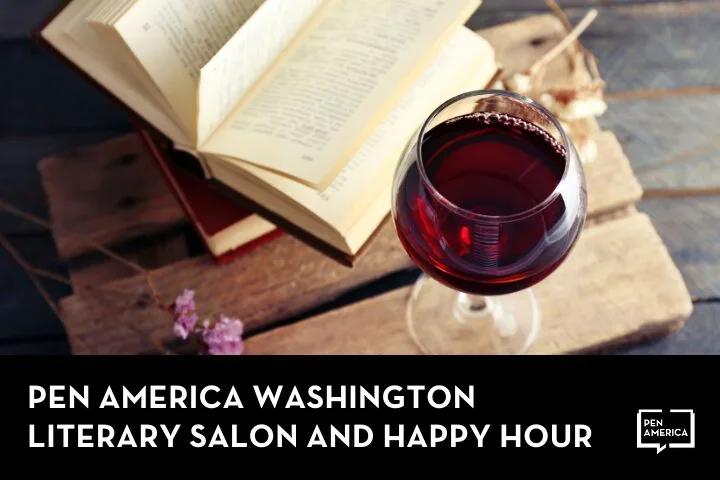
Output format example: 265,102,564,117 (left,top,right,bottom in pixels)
66,231,191,290
618,303,720,355
0,131,120,235
244,212,693,355
38,135,186,259
600,94,720,191
638,197,720,301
